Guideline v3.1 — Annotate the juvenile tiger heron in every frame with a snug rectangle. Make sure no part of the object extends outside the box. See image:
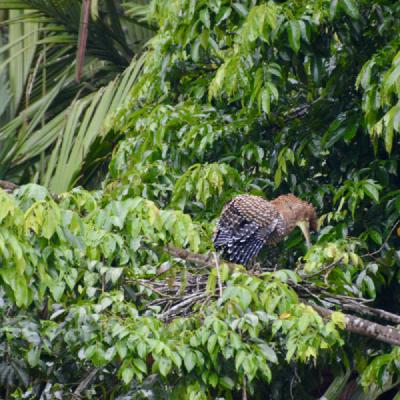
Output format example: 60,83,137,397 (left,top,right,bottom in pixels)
213,194,317,266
